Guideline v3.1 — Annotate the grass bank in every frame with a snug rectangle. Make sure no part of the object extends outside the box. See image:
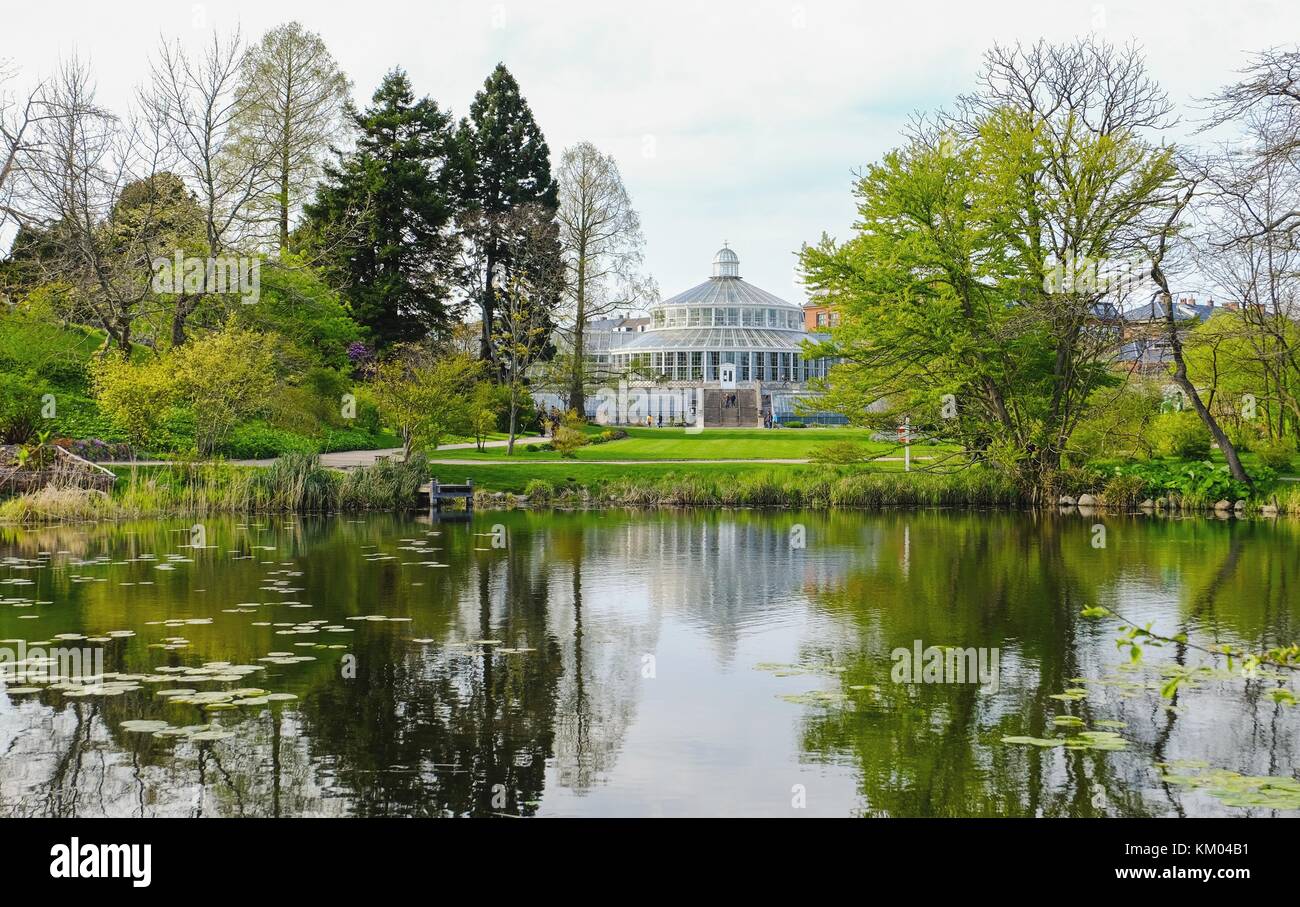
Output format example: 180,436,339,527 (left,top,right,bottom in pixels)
479,465,1026,508
0,454,428,523
456,425,954,462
